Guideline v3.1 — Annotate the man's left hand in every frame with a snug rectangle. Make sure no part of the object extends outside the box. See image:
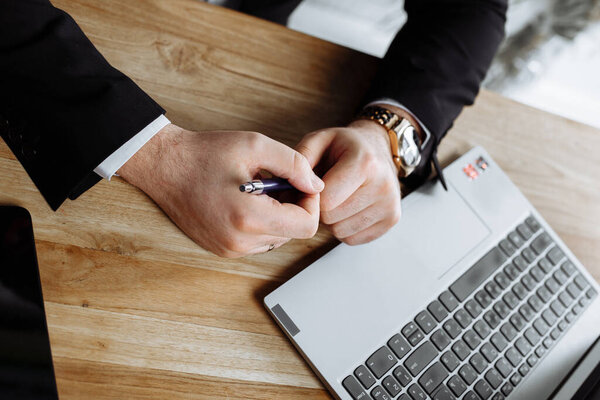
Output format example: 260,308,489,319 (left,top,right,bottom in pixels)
296,118,402,245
